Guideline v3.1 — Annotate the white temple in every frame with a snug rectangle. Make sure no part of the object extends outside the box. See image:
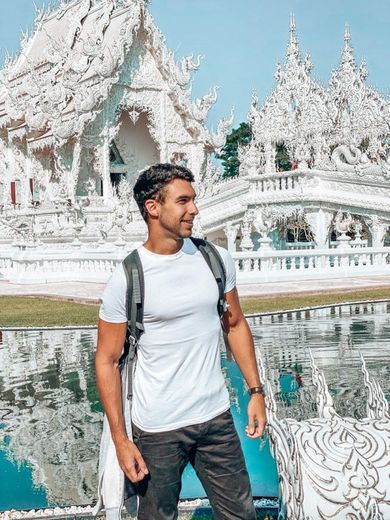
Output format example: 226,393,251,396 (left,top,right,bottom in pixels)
0,0,231,240
202,18,390,250
0,3,389,283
